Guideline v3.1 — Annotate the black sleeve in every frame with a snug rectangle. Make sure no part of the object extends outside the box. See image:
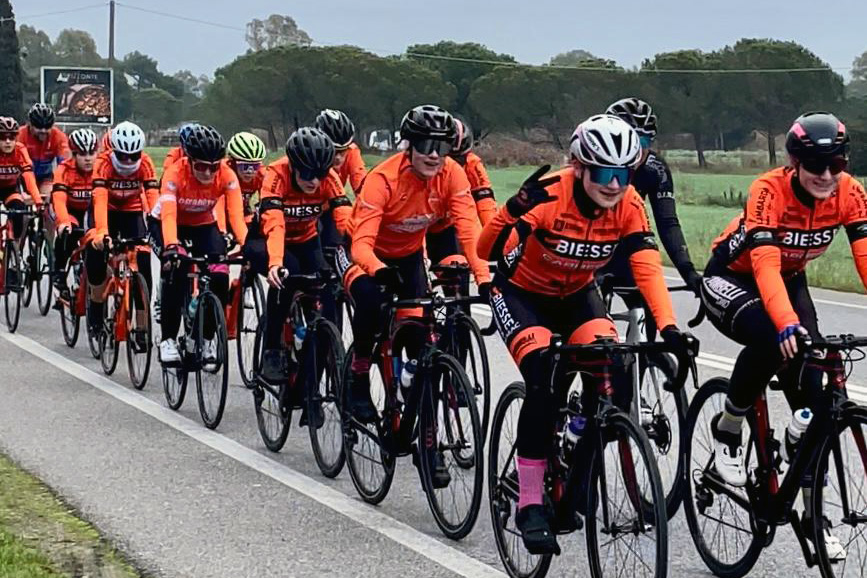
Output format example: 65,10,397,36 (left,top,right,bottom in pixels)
642,154,697,281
